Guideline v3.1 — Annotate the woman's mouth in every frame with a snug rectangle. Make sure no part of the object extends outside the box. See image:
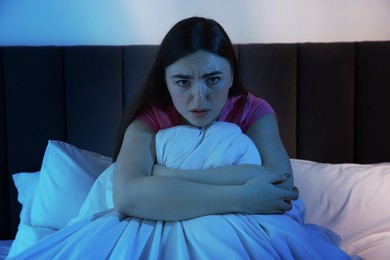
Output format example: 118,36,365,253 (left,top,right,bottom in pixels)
190,109,210,118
